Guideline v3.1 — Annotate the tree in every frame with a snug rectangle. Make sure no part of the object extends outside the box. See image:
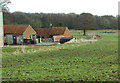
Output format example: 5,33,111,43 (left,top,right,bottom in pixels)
79,13,96,36
3,12,118,30
0,0,11,11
